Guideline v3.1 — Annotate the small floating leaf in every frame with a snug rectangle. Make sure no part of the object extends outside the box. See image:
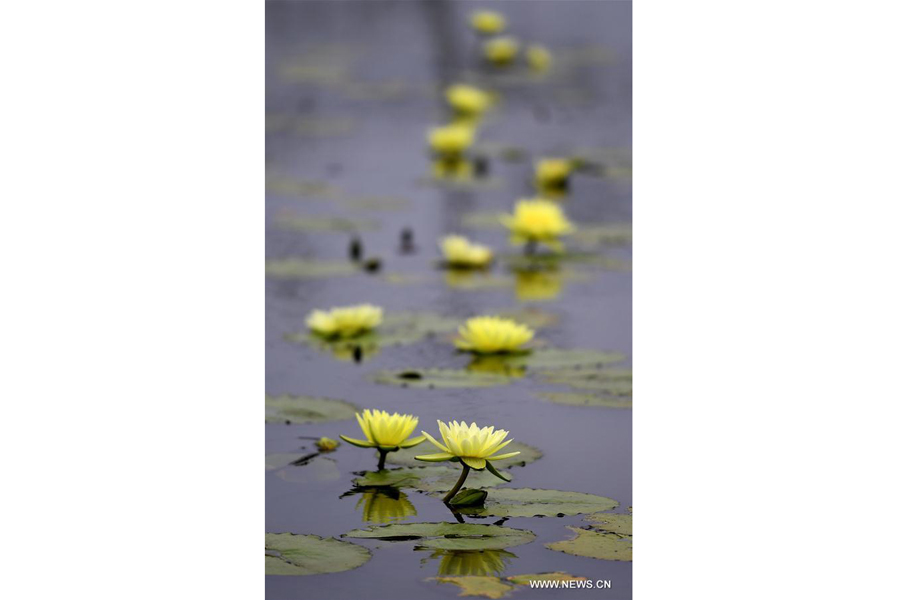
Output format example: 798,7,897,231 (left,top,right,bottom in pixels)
372,369,512,389
536,391,632,409
386,441,542,468
265,394,358,424
432,572,586,599
265,258,358,279
275,214,378,233
501,348,626,371
539,368,632,394
455,488,618,518
343,522,535,551
545,527,632,562
265,533,371,575
584,512,632,536
572,223,633,247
